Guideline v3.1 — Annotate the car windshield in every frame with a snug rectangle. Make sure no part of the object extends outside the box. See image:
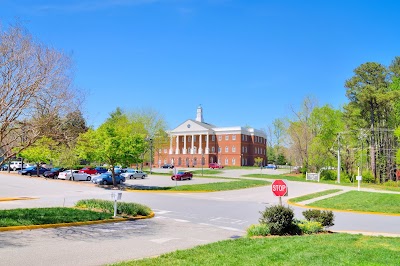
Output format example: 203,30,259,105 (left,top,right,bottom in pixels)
126,169,136,173
51,168,60,172
25,167,35,170
177,171,185,174
100,173,111,178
